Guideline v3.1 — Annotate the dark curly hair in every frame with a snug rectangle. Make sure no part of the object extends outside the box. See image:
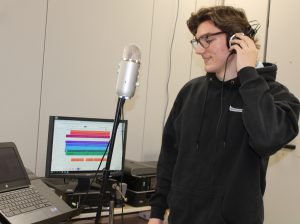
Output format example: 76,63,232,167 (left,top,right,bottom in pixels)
187,6,259,48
